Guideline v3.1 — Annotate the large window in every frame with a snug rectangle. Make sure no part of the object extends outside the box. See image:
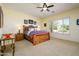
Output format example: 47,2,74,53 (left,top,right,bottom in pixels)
53,17,69,34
